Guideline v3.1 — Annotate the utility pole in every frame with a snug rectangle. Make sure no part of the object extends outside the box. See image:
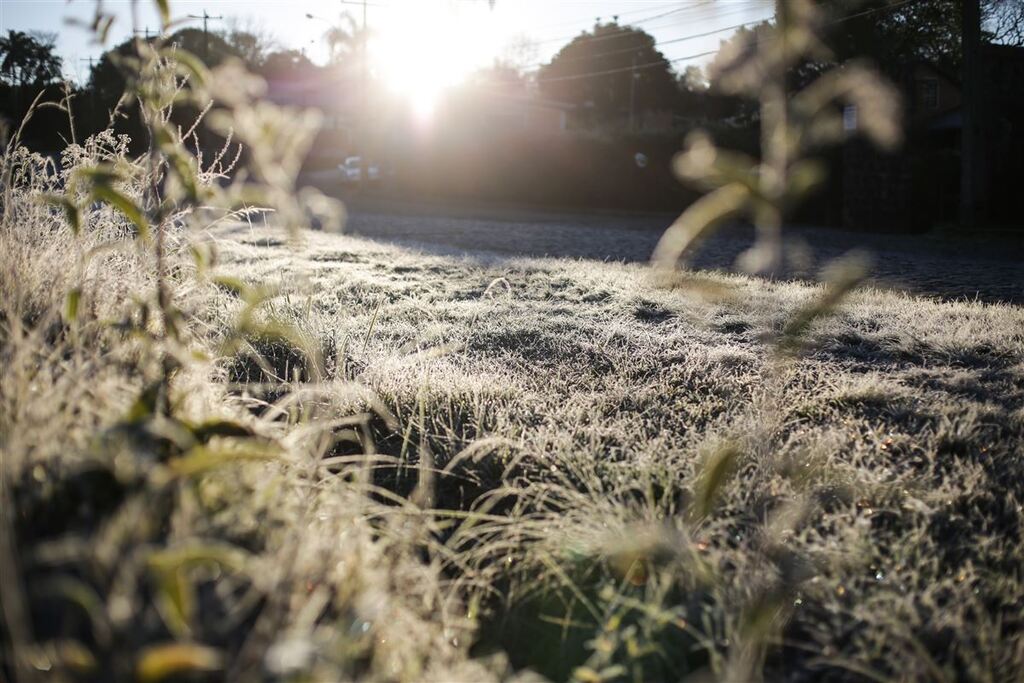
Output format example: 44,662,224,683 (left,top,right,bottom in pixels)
960,0,986,227
355,0,369,188
629,53,638,133
187,10,224,61
134,27,158,40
